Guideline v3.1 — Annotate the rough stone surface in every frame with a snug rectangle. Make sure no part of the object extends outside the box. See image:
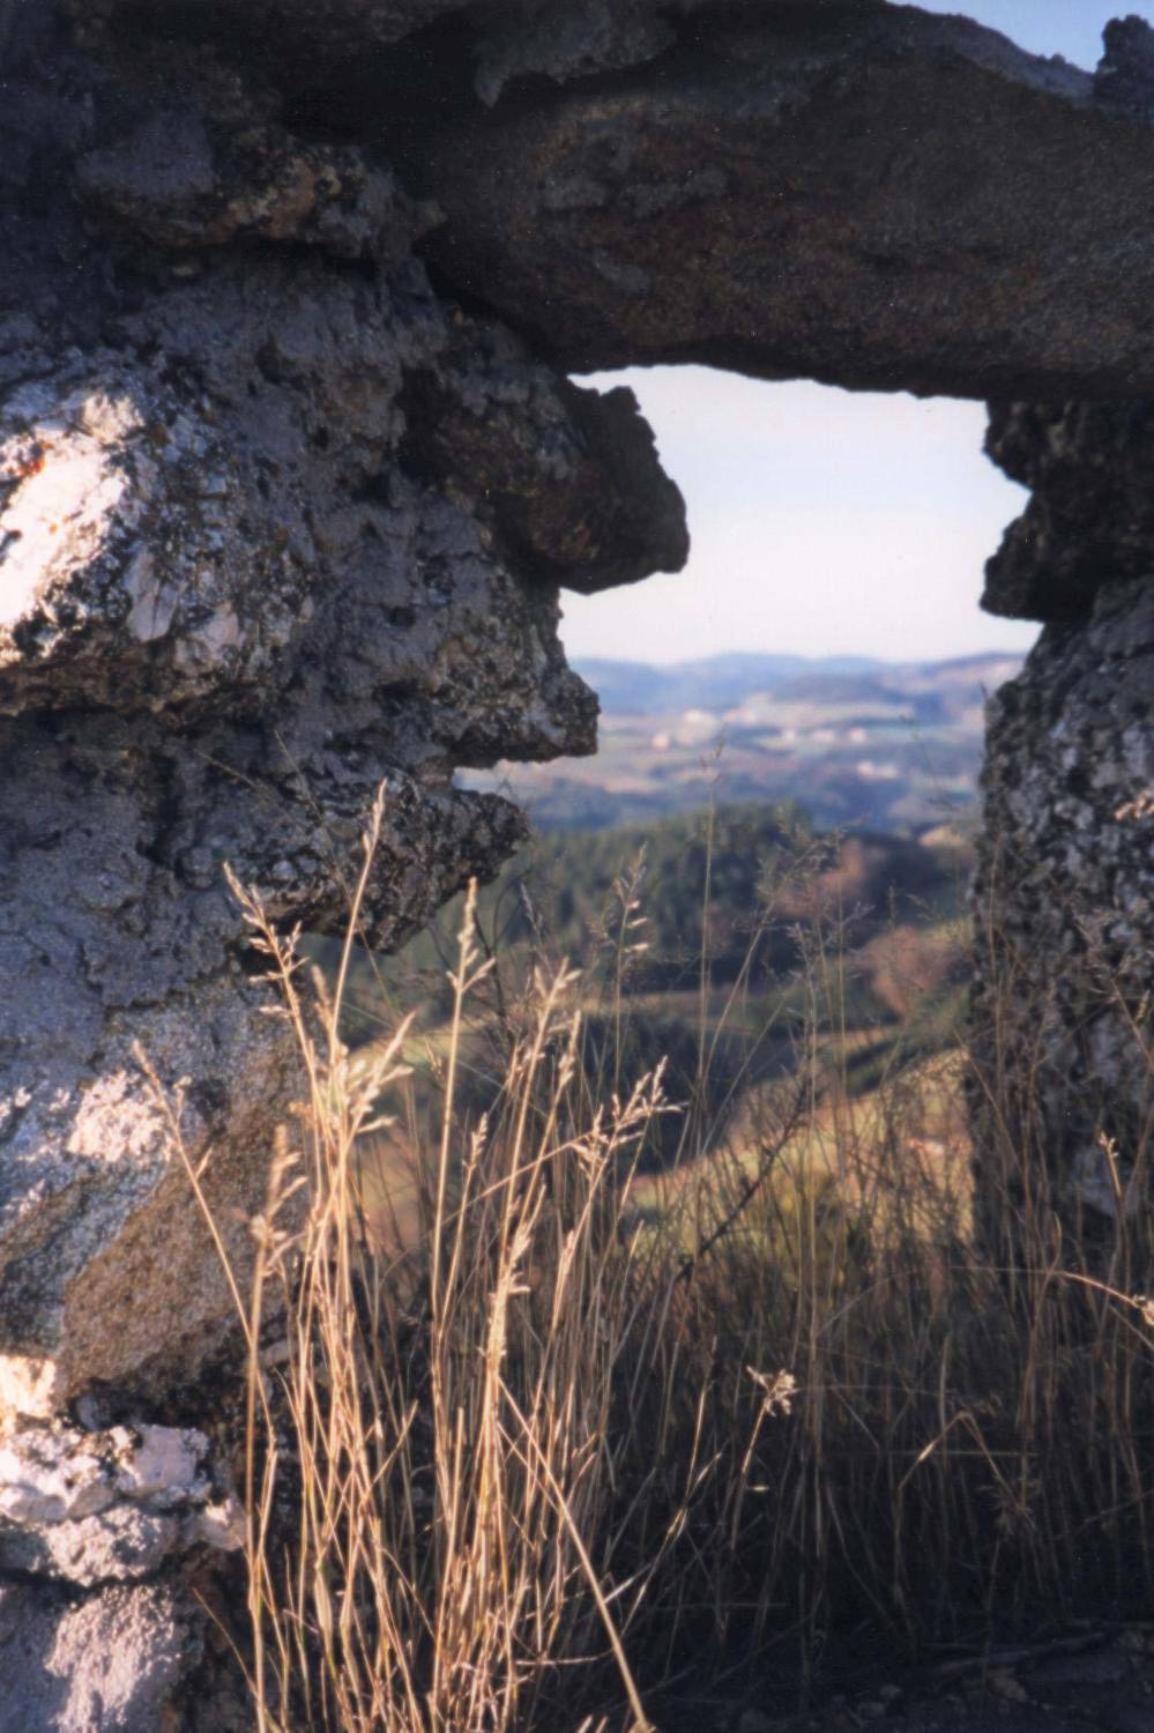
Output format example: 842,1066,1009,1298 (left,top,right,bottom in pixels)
984,401,1154,623
7,0,1154,1723
973,390,1154,1236
0,0,687,1420
0,1419,241,1586
415,7,1154,399
973,576,1154,1237
0,1580,196,1733
0,5,691,1706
